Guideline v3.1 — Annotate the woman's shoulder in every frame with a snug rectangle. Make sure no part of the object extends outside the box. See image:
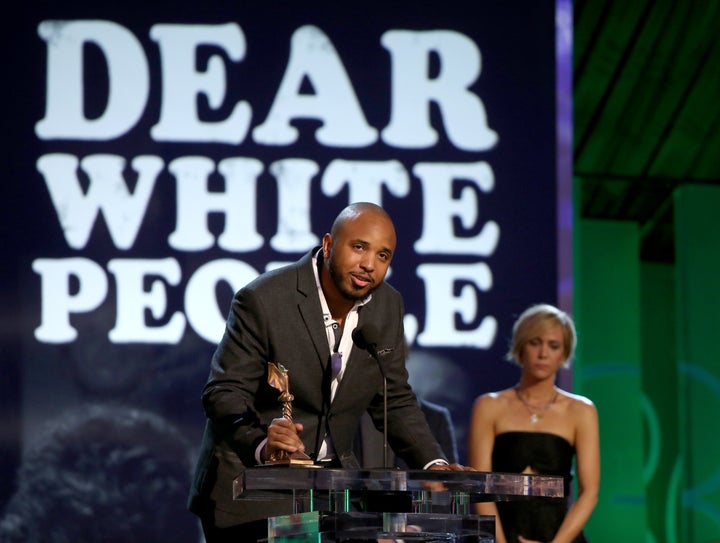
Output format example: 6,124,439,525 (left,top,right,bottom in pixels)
473,387,516,409
558,389,598,420
558,389,595,406
470,388,516,432
480,386,517,400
